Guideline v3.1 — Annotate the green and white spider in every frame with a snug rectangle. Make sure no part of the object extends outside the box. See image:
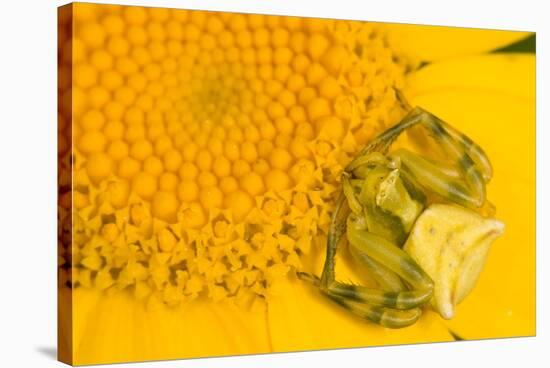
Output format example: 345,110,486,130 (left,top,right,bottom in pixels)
299,105,504,328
